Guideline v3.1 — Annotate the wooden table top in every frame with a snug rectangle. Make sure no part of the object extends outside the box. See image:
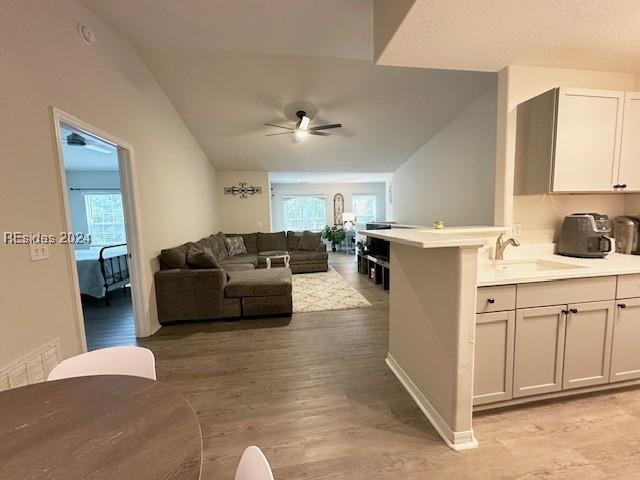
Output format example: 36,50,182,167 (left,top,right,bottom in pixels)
0,375,202,480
